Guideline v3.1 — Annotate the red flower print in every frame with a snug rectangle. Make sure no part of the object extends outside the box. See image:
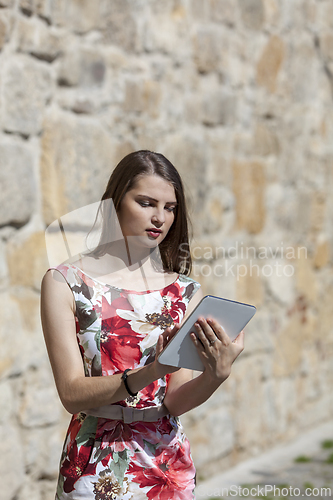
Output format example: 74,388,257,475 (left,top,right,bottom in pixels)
102,295,133,329
100,420,134,453
101,295,144,373
162,284,187,324
128,439,195,500
101,330,143,374
60,439,97,493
